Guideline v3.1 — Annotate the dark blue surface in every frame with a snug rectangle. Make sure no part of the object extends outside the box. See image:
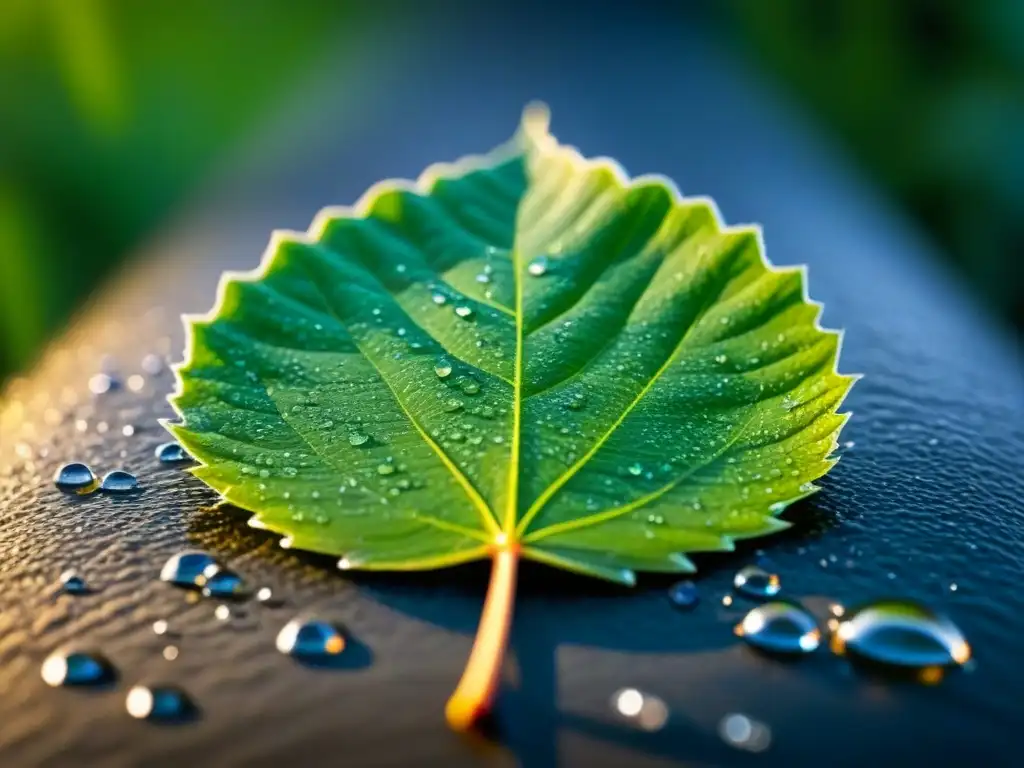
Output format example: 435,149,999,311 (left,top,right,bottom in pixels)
0,3,1021,766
